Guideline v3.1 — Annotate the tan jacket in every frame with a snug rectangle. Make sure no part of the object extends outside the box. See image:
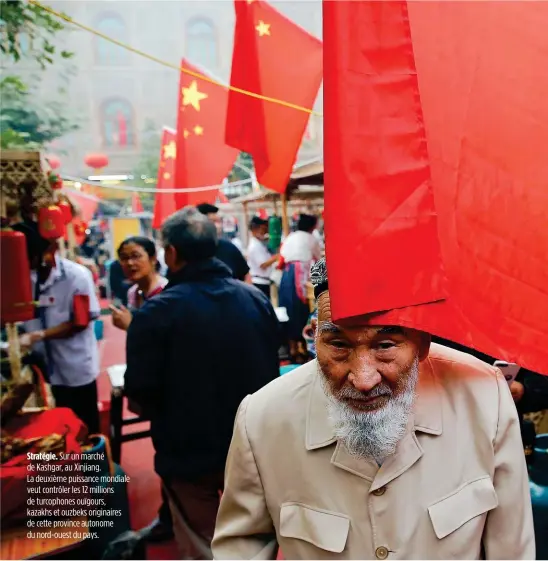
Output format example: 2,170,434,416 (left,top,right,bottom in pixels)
213,344,535,560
